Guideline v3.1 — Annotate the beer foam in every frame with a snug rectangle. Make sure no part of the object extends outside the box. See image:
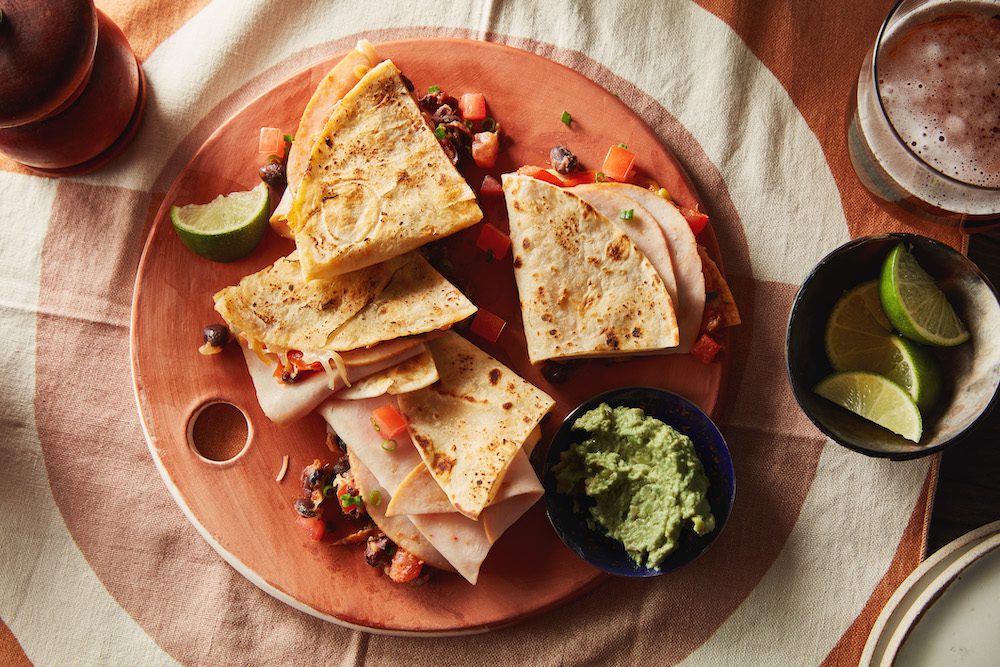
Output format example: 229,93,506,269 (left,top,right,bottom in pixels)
878,11,1000,188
